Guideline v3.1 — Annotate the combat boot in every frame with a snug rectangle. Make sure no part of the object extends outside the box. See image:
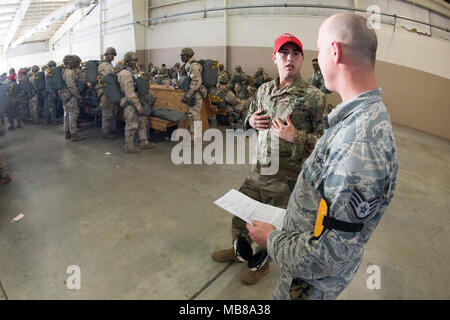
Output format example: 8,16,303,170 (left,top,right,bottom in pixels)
8,124,15,130
240,262,270,285
212,248,237,263
124,147,141,154
139,140,155,150
0,175,11,185
102,132,117,139
65,131,71,140
71,133,85,142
